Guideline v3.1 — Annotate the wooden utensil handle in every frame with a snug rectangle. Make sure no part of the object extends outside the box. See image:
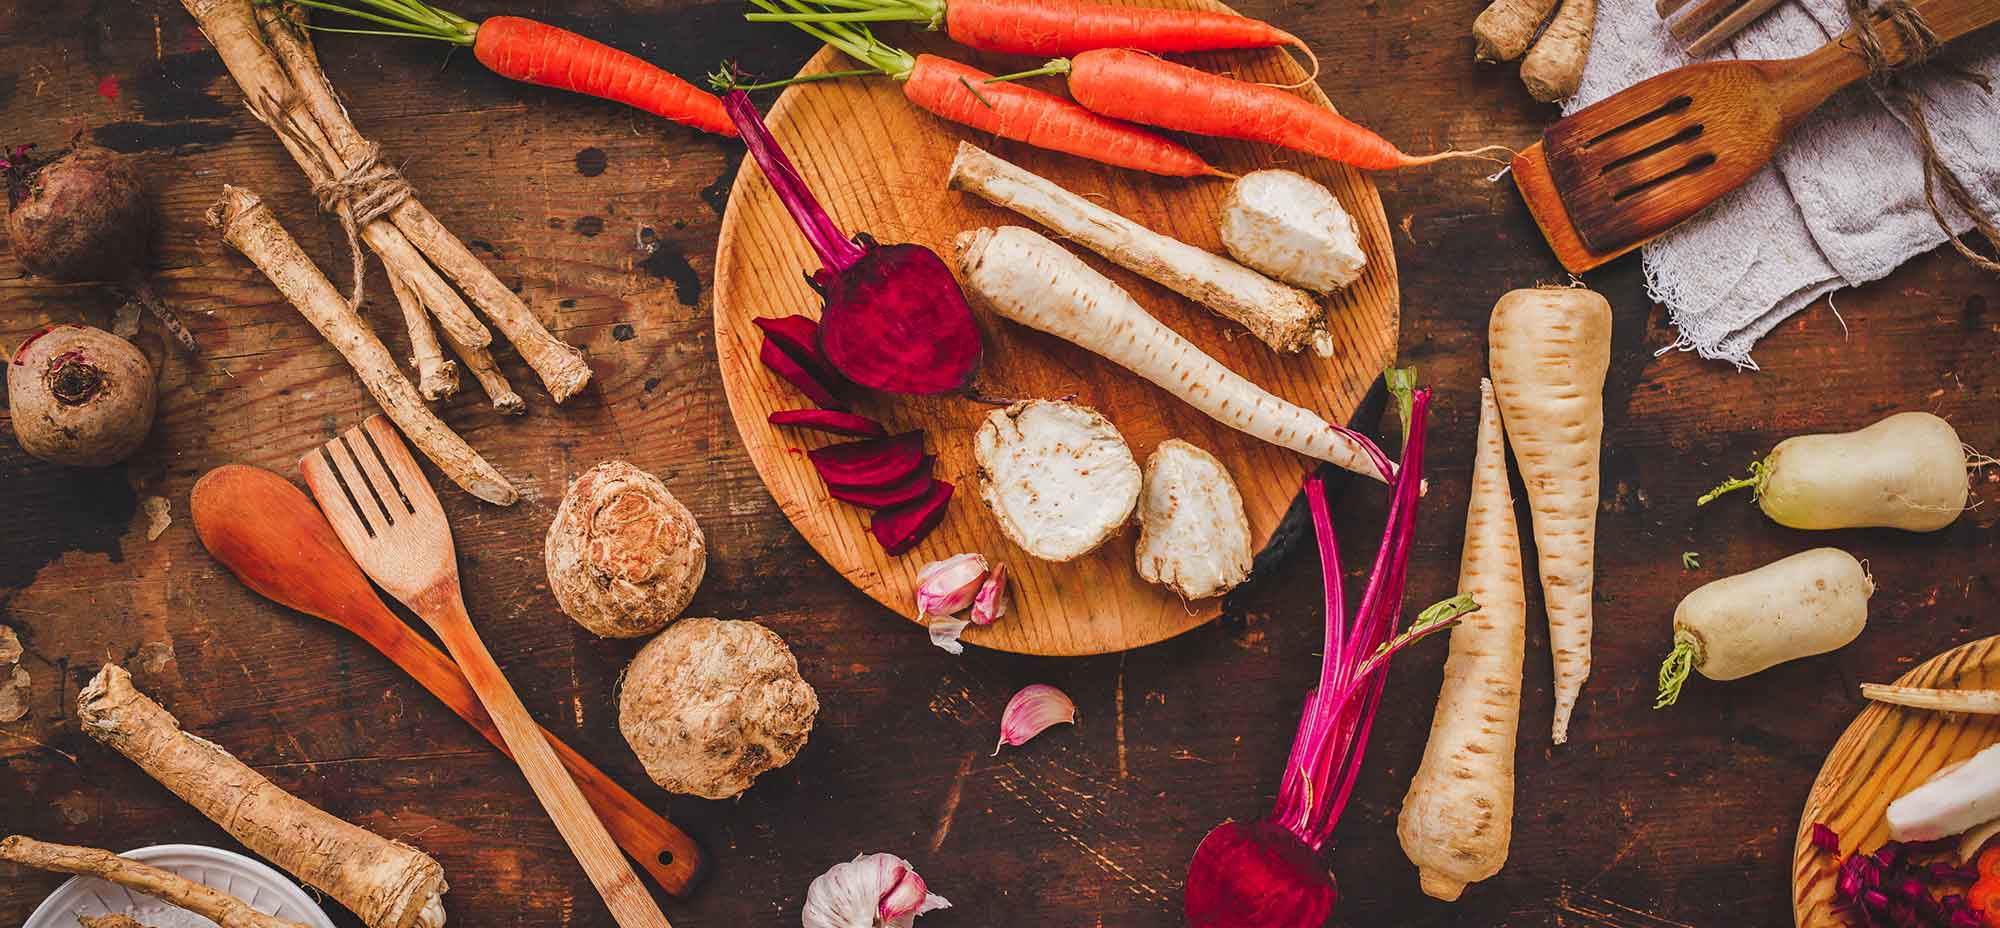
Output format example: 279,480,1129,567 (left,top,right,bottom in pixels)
424,592,674,928
351,610,702,895
1888,0,2000,57
1777,0,1998,126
